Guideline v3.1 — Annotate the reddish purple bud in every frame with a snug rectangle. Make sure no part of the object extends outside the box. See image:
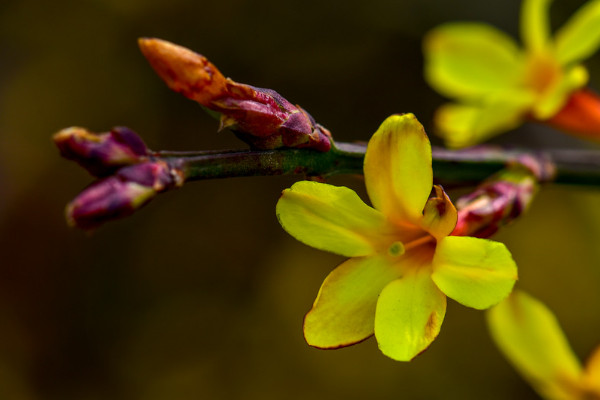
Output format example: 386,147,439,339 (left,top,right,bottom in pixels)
453,164,538,238
54,126,150,176
66,161,184,230
138,38,332,151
